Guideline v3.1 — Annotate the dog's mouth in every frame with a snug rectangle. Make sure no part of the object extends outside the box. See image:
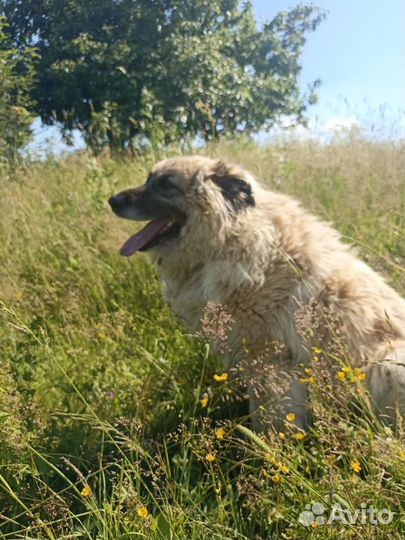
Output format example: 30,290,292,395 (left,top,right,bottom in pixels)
119,219,182,257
